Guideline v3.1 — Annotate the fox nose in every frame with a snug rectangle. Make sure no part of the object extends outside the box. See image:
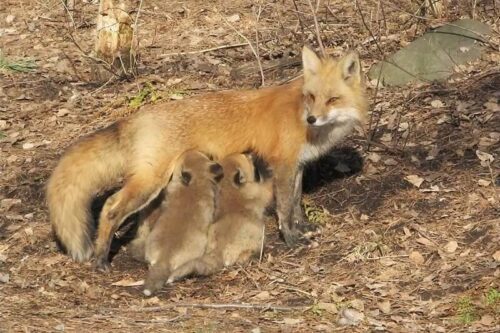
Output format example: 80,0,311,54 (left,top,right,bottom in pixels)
307,116,317,124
